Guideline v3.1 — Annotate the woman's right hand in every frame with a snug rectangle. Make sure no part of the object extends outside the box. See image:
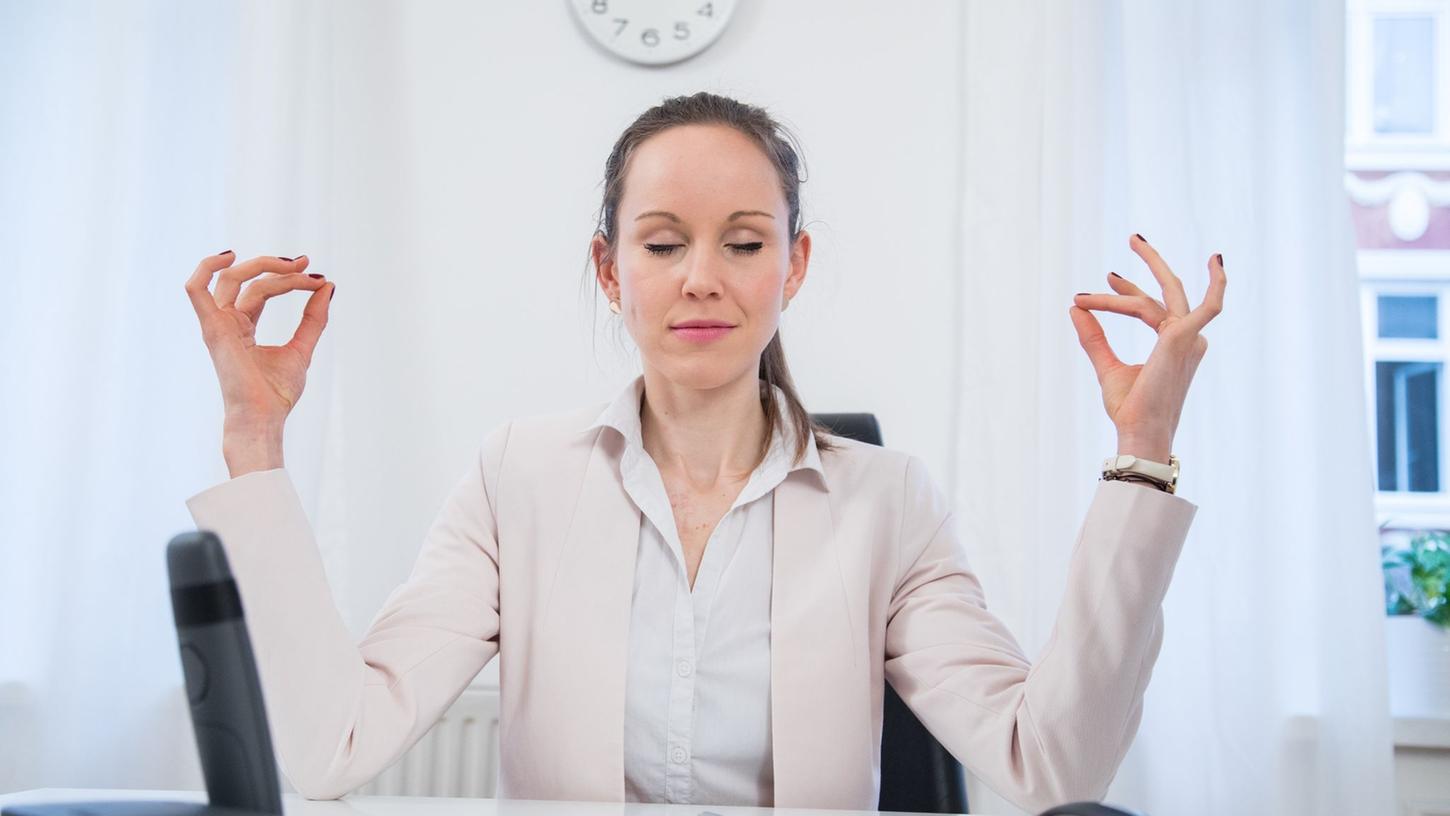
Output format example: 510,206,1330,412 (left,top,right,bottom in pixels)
185,251,335,474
